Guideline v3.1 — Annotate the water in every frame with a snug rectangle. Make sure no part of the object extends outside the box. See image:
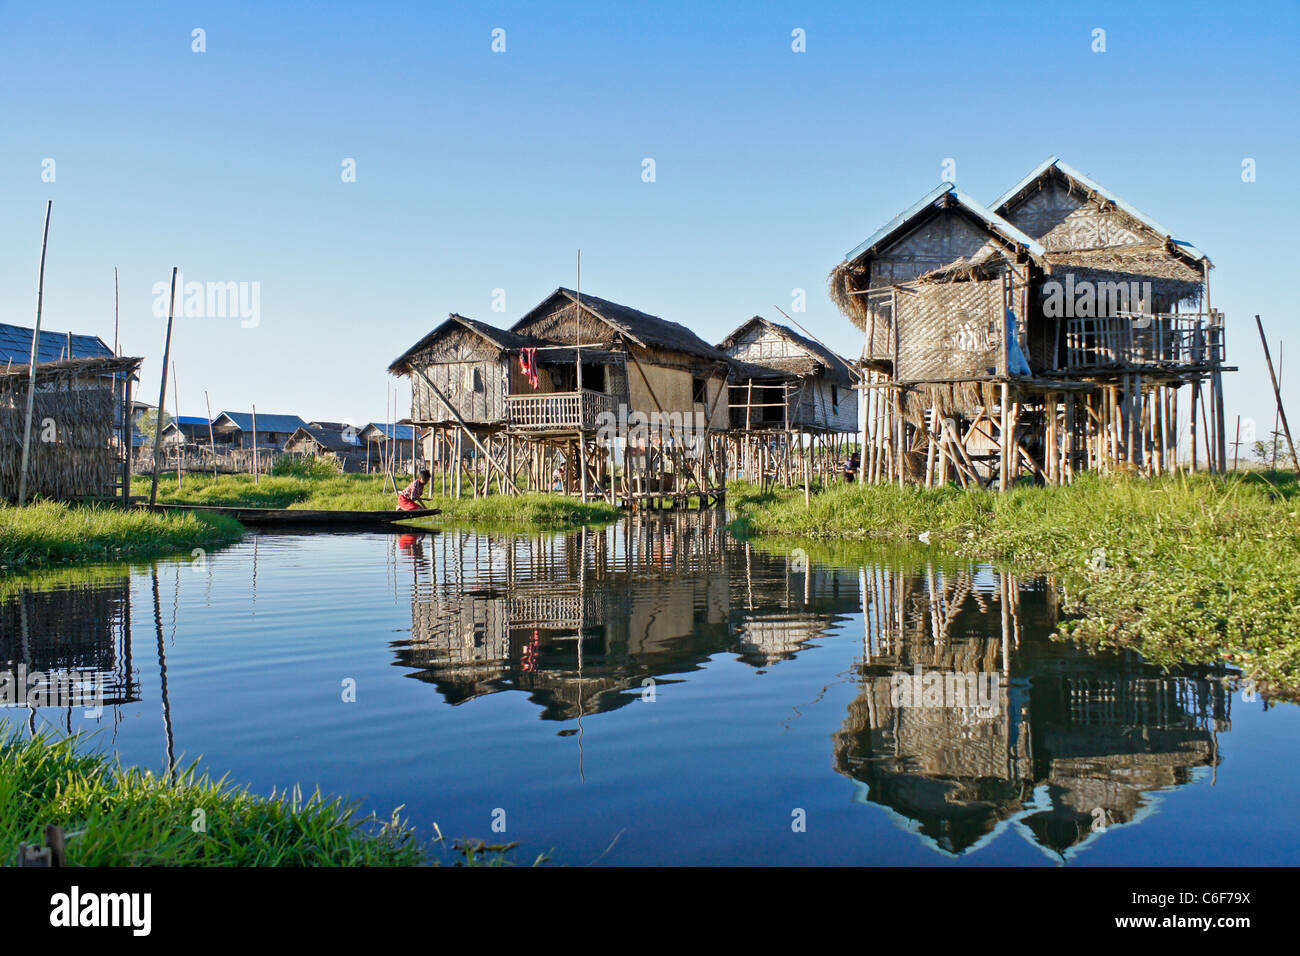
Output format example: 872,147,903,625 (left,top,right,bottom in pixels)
3,512,1296,865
